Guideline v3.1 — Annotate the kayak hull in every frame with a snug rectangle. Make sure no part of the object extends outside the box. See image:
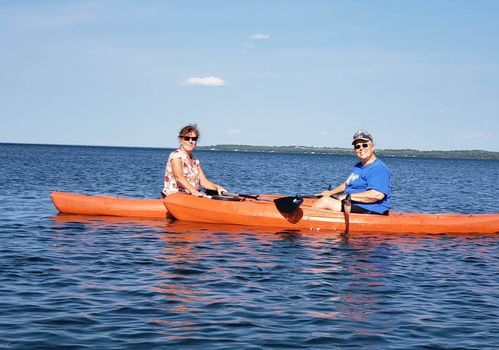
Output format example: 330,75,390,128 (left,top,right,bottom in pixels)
164,193,499,234
51,191,168,219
